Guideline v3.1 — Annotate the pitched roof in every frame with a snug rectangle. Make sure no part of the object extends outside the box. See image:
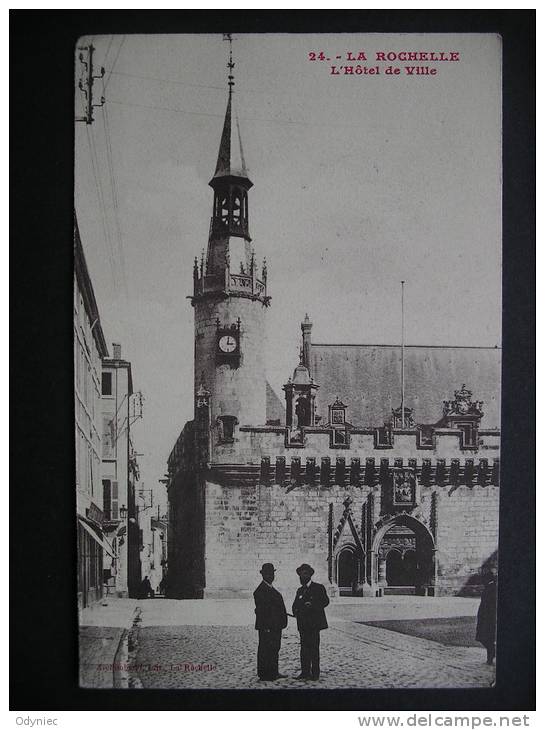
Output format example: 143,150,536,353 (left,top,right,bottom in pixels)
266,381,285,424
310,344,501,429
